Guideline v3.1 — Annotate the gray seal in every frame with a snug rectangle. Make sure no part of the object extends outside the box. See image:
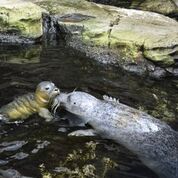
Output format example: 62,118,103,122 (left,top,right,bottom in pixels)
53,91,178,178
